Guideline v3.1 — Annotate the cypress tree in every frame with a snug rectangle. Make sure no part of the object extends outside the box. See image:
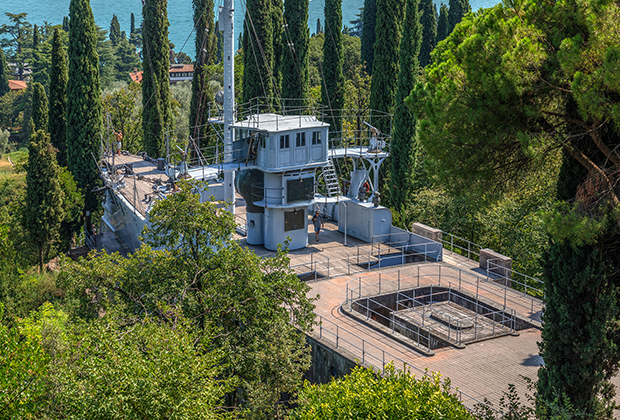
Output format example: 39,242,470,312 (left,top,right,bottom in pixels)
67,0,103,213
391,0,421,209
537,150,620,417
436,3,449,43
62,16,70,32
242,0,276,104
142,0,172,158
316,18,322,35
31,82,48,132
281,0,310,101
23,130,64,271
189,0,216,145
130,13,136,36
418,0,436,67
49,28,68,167
321,0,345,133
32,24,40,51
110,14,121,47
360,0,376,75
0,48,9,96
272,0,284,96
368,0,405,133
447,0,470,33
